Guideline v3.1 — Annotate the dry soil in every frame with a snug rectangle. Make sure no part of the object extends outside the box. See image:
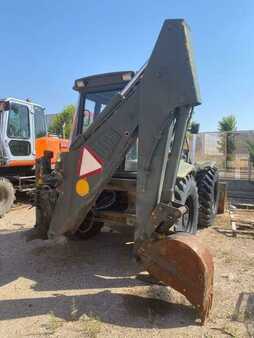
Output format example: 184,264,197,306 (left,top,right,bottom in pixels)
0,204,253,337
